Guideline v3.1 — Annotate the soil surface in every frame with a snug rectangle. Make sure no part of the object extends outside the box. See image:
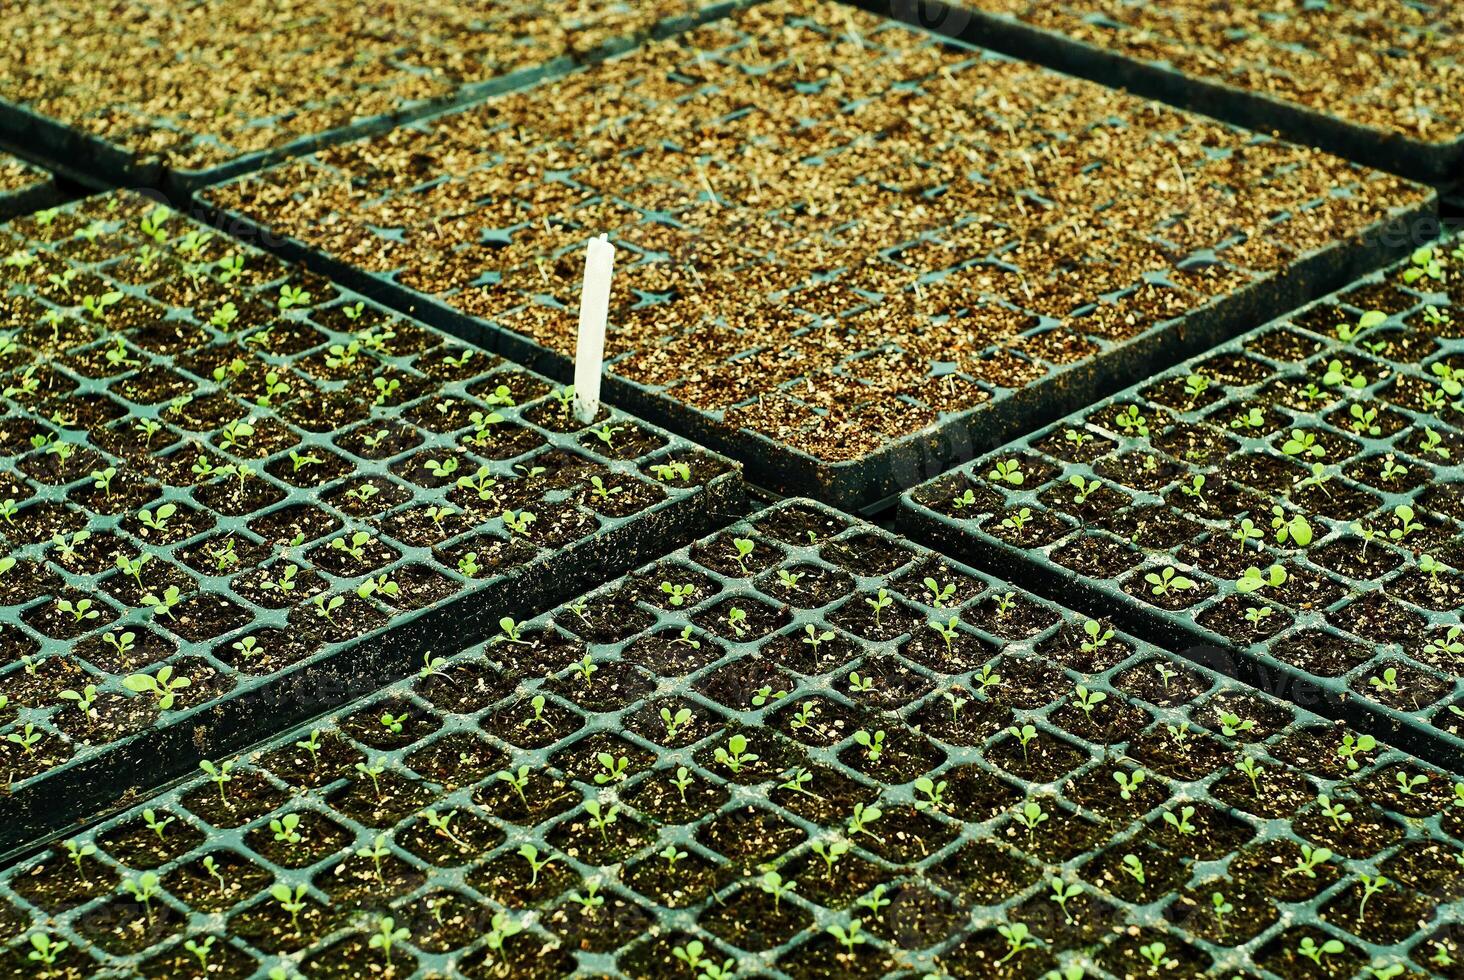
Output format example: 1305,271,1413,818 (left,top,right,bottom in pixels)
0,190,731,796
1,501,1453,980
0,152,47,194
206,0,1427,465
904,243,1464,745
0,0,719,173
970,0,1464,142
